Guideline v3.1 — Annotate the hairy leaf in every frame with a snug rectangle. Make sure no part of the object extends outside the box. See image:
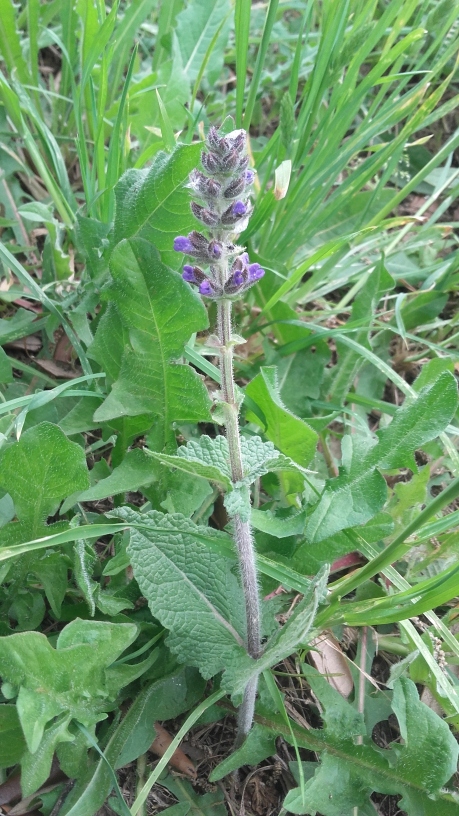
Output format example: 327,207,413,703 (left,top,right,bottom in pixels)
93,239,211,445
111,144,201,269
0,620,138,795
119,506,250,687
